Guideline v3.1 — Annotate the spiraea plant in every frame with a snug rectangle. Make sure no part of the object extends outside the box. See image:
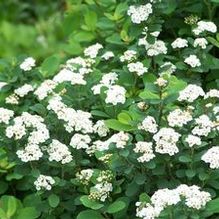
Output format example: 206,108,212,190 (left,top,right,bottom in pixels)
0,0,219,219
